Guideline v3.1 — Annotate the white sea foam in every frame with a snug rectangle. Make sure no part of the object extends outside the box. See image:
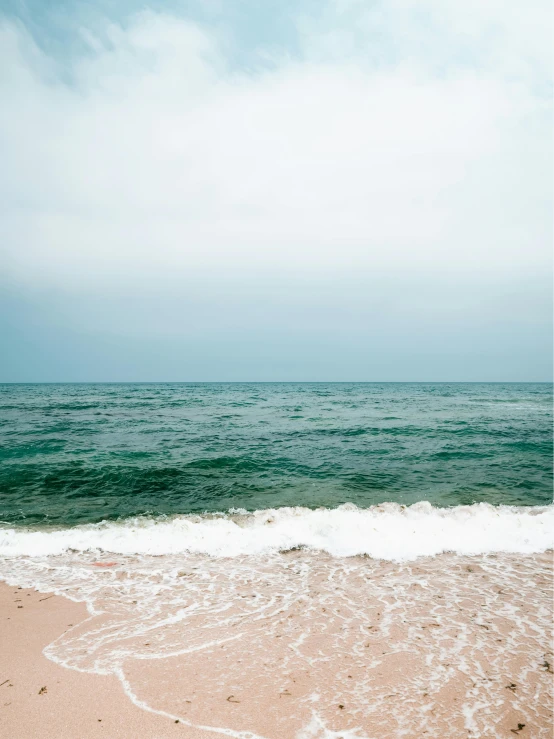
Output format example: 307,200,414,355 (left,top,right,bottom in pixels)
0,502,552,561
